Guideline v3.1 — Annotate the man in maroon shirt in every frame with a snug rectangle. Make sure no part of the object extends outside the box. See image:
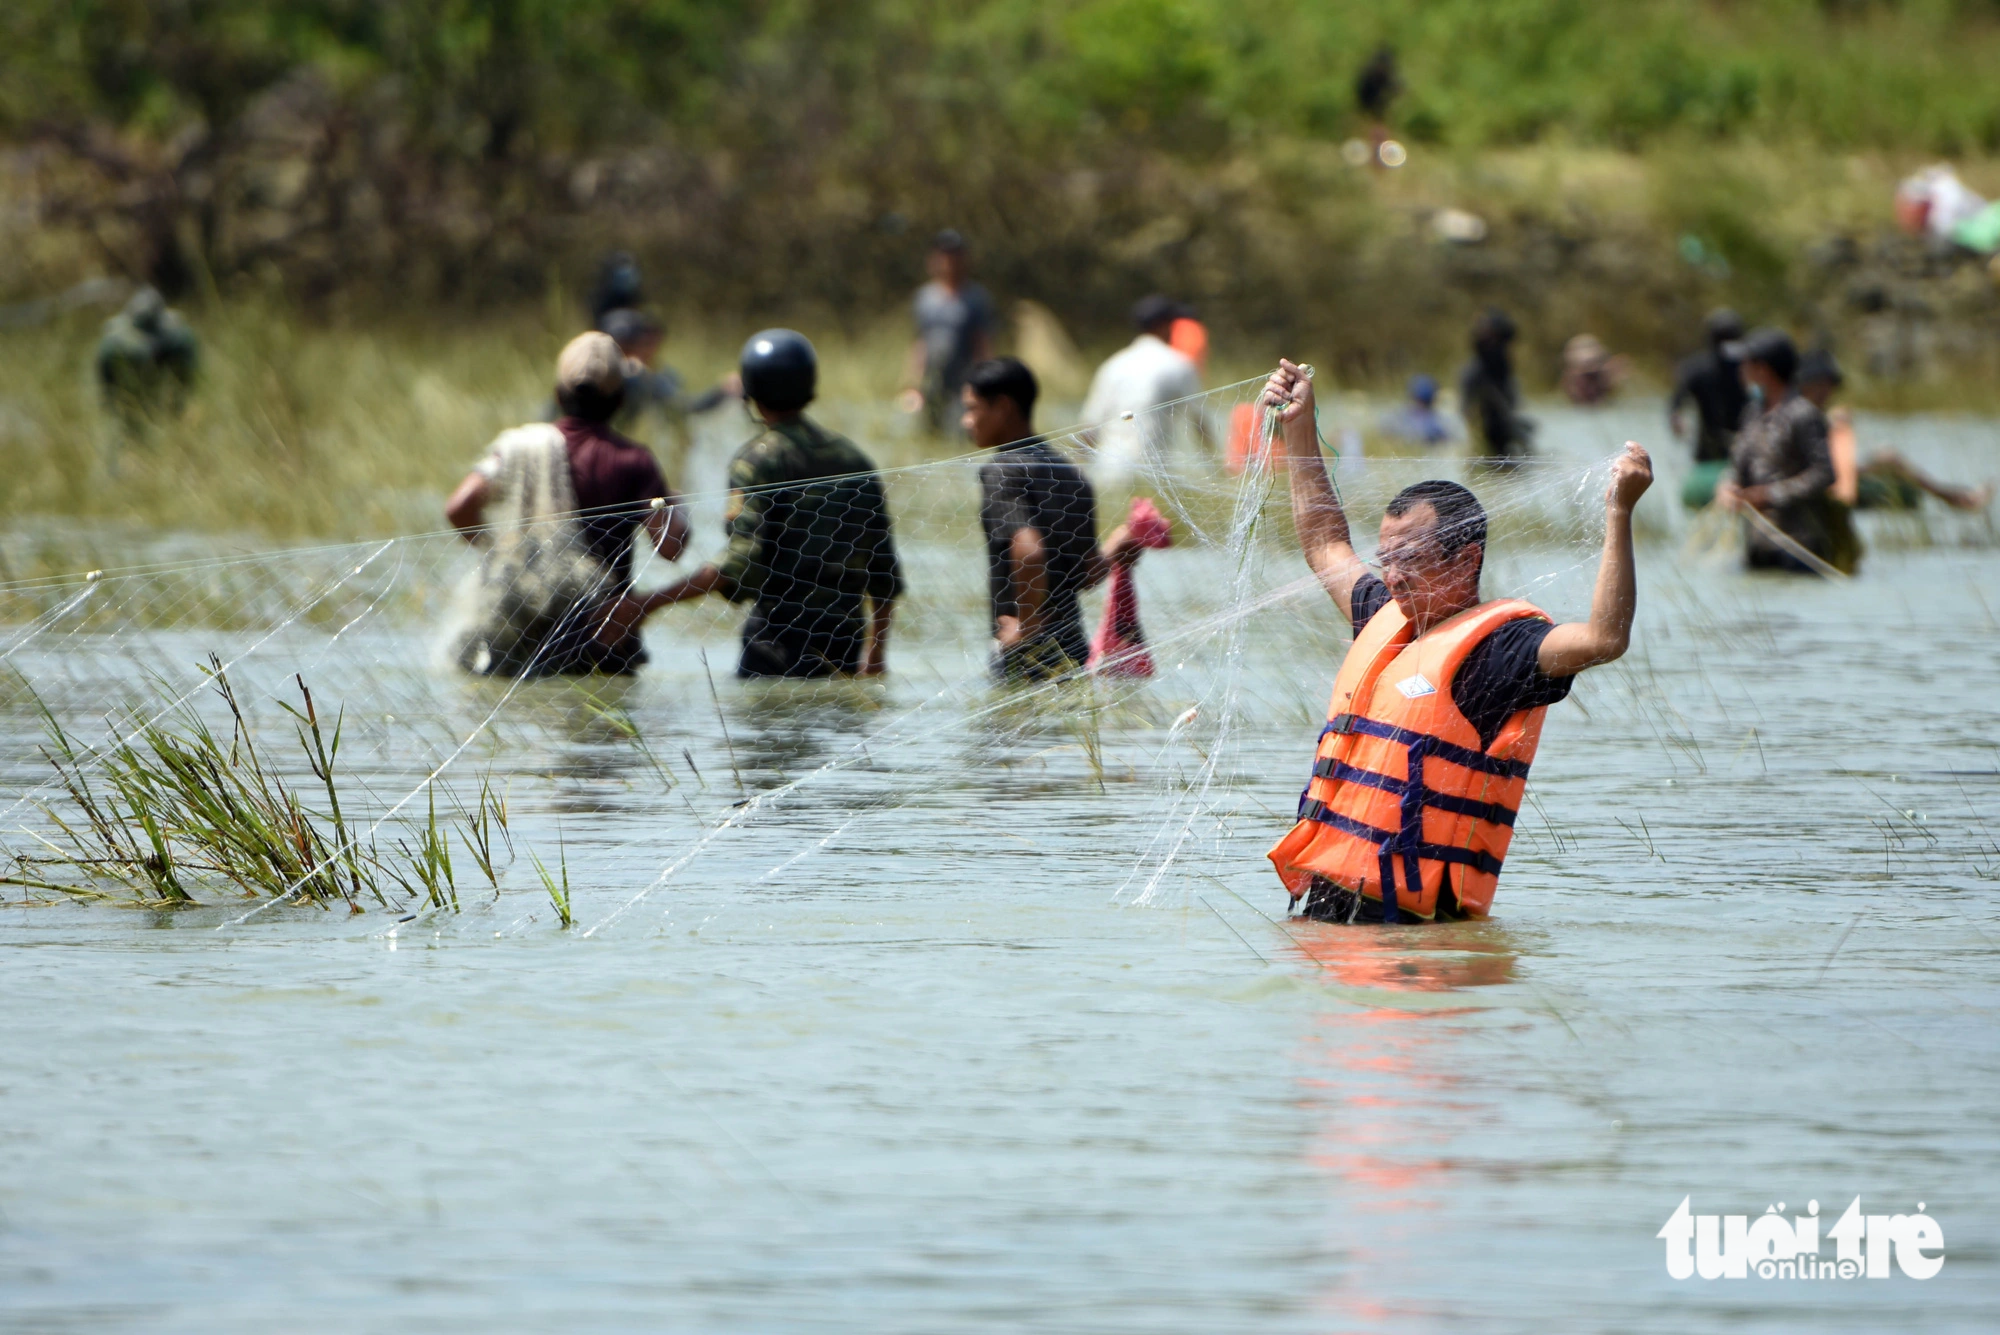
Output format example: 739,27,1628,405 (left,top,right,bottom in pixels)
445,332,689,675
